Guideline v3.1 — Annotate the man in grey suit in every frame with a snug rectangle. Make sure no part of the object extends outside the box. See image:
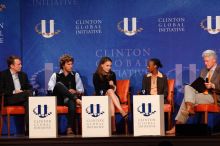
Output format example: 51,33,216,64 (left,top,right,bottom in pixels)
166,49,220,134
